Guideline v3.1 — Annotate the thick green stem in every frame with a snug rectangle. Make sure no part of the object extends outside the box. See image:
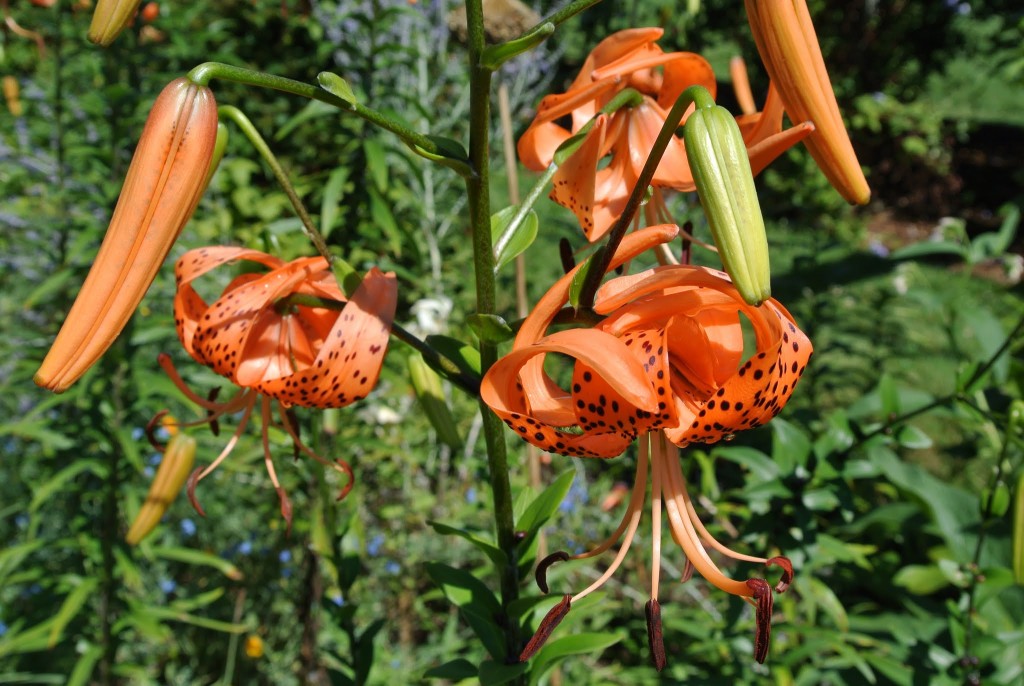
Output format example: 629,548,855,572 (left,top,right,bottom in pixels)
218,105,333,263
465,0,522,663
